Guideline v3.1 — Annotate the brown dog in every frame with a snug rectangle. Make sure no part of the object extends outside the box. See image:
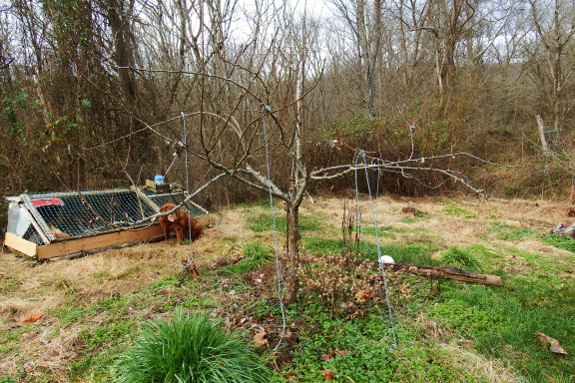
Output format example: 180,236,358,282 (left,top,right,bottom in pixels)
159,203,204,245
